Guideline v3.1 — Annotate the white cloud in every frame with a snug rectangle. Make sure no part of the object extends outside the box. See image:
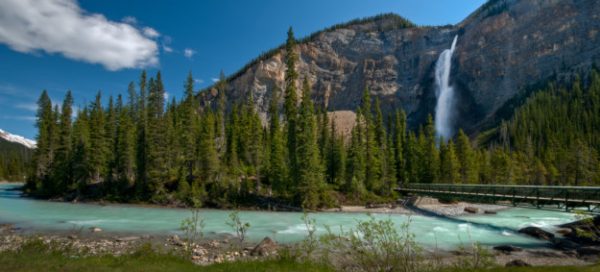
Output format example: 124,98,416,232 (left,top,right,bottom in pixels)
122,16,137,25
14,103,37,112
142,27,160,38
0,0,159,71
163,45,173,53
211,78,219,83
194,78,204,84
184,48,196,58
0,115,36,121
163,92,169,100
